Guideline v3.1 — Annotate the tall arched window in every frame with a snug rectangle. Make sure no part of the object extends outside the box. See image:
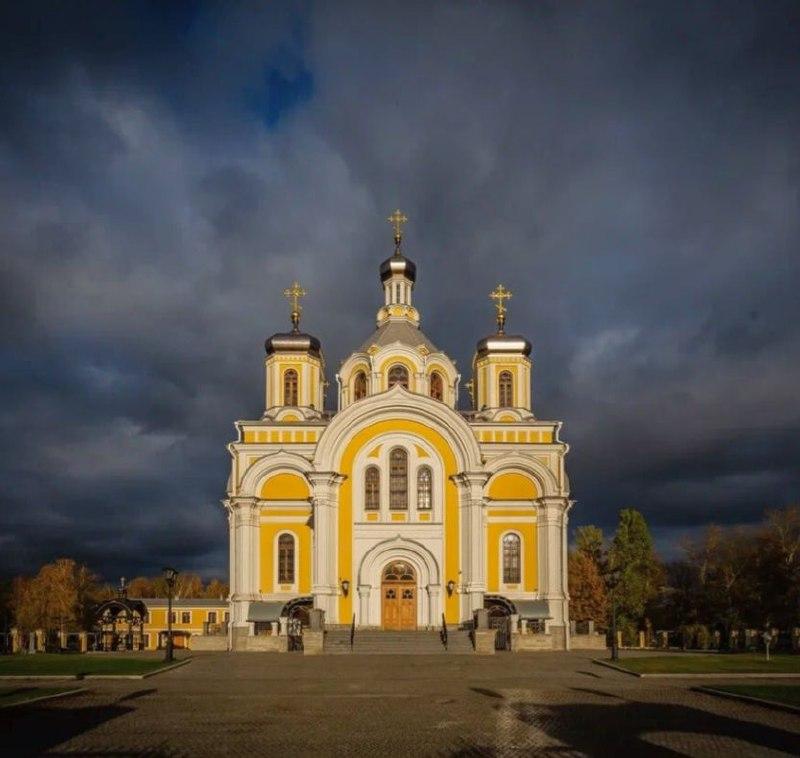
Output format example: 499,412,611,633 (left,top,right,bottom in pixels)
389,447,408,510
278,533,295,584
388,364,409,389
353,371,367,401
284,369,298,406
502,533,521,584
364,466,380,510
417,466,432,510
429,372,443,401
498,371,513,408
